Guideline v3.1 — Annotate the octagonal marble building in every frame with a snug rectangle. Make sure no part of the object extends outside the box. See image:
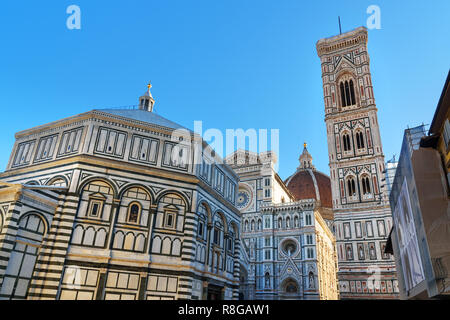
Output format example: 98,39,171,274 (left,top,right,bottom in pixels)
0,86,241,300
